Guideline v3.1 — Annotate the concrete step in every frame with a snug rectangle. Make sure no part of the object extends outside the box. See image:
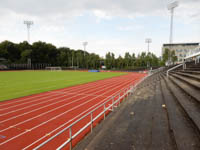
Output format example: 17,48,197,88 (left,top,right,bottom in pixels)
168,75,200,103
172,71,200,82
170,73,200,90
185,68,200,71
178,70,200,75
187,66,200,69
149,77,176,150
160,77,200,150
166,76,200,133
